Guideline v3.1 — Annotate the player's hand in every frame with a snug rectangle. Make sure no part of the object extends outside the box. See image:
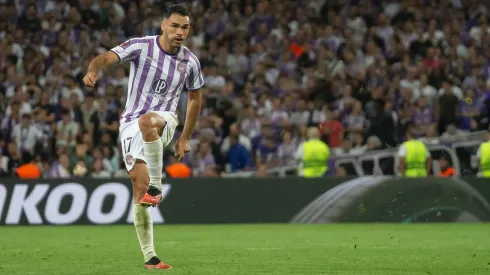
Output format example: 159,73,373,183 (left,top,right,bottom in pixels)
174,138,191,161
83,72,99,87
